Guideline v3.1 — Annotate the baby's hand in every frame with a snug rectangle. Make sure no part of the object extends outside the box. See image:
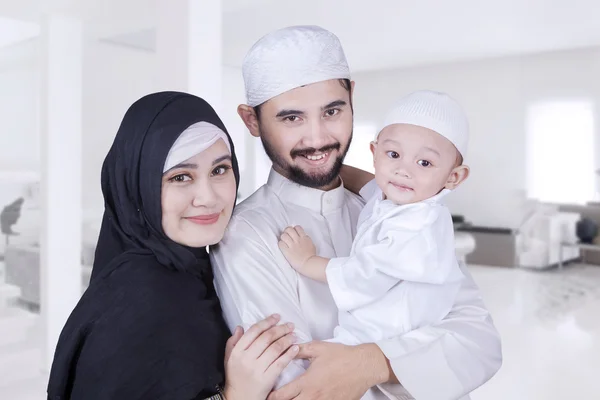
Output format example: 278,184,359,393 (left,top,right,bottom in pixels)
278,226,316,272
